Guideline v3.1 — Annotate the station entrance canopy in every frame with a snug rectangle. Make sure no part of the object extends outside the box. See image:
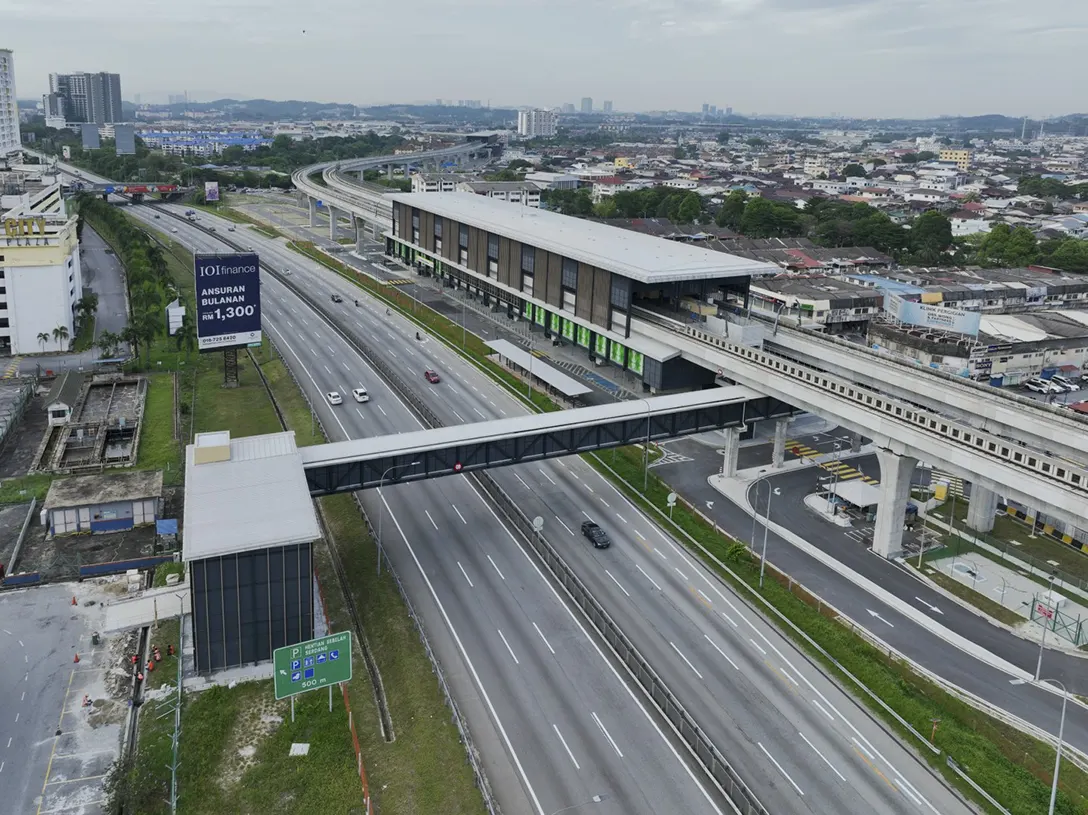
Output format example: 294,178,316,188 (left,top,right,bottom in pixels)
301,386,791,496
